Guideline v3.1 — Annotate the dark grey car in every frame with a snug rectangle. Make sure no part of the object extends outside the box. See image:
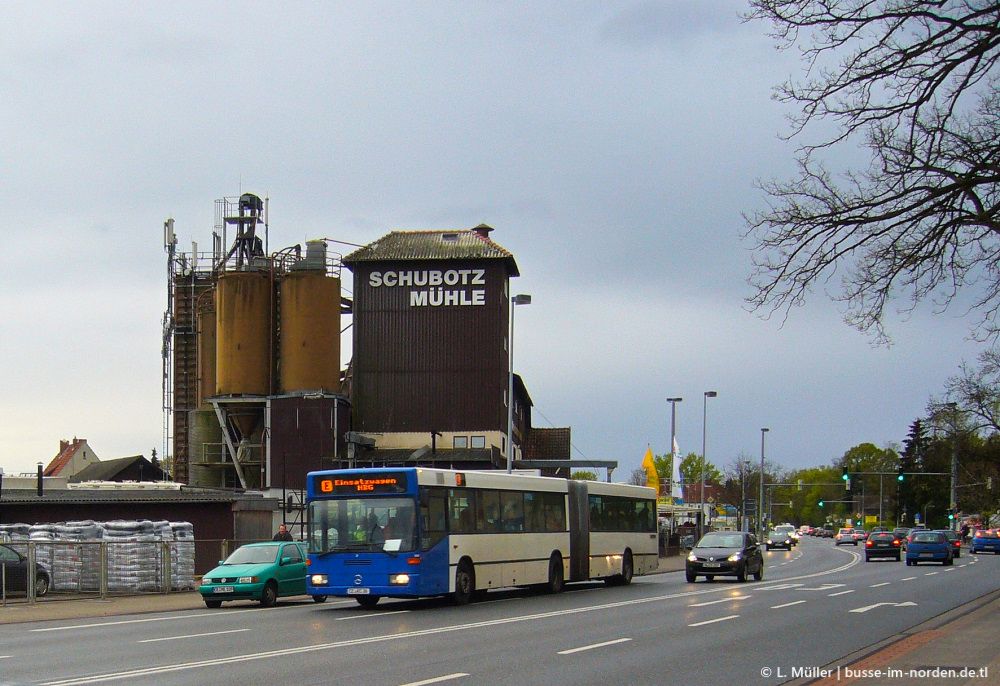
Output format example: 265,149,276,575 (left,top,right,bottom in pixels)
686,532,764,583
